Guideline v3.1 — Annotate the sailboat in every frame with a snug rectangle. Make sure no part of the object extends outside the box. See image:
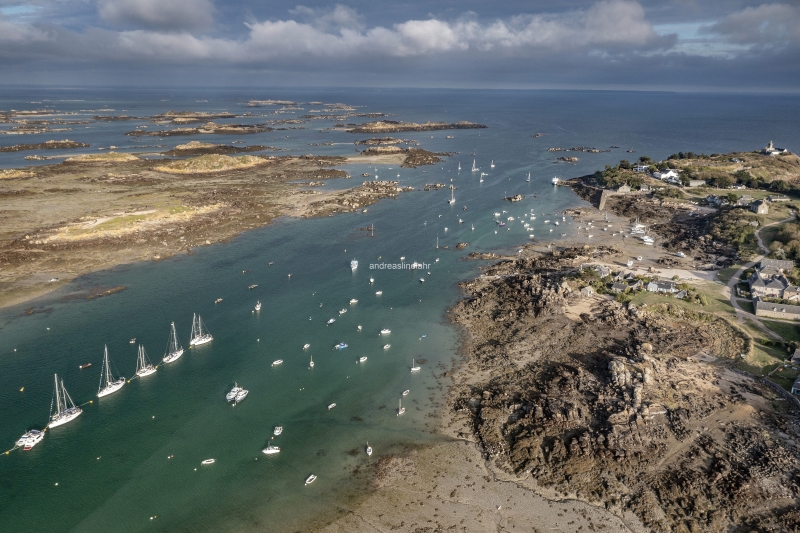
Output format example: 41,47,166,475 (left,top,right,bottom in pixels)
491,160,495,168
448,187,455,205
255,301,262,312
471,159,479,172
309,355,314,368
526,172,531,182
48,374,82,428
163,322,184,364
366,442,373,456
397,398,405,416
411,359,421,372
458,162,461,171
135,344,157,377
189,313,213,346
97,345,125,397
